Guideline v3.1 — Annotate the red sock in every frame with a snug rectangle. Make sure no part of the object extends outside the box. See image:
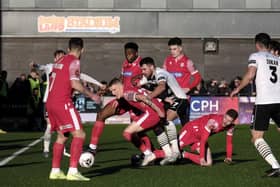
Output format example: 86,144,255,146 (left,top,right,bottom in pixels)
90,121,105,145
184,152,200,165
153,150,165,159
123,132,132,141
52,142,64,168
69,137,84,168
141,136,152,150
